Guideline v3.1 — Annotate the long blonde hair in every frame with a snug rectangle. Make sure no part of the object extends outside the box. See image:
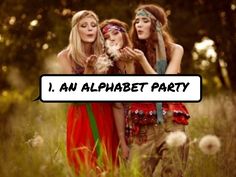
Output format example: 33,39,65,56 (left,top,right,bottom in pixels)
67,10,104,66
